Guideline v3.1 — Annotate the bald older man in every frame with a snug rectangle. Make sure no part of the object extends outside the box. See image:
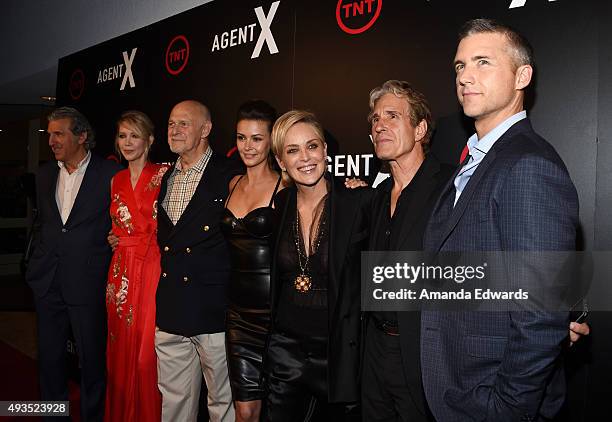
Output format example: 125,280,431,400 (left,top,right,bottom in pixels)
155,100,239,422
